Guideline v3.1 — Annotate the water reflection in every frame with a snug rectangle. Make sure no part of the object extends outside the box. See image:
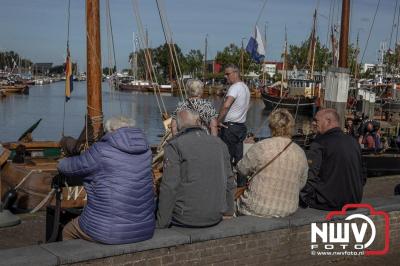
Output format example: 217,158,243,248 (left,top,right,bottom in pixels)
0,82,312,144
